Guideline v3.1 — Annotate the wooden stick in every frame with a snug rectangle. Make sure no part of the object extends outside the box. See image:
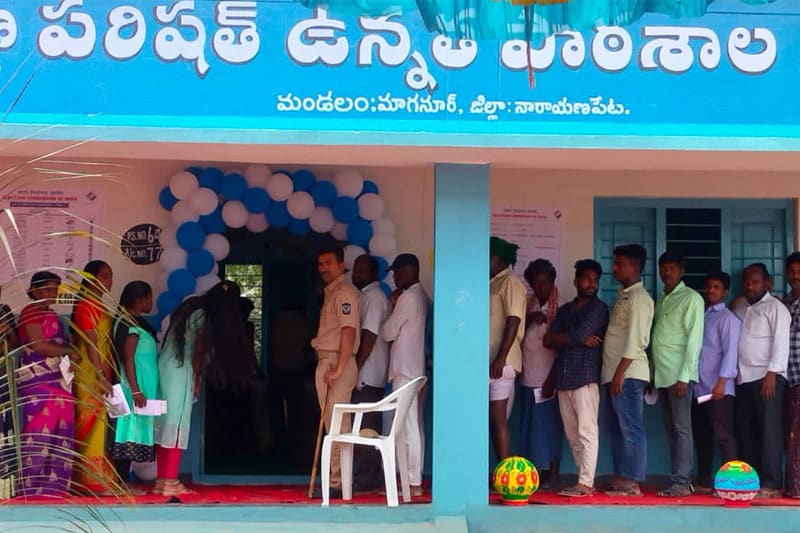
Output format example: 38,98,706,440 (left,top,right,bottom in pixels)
308,388,330,498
